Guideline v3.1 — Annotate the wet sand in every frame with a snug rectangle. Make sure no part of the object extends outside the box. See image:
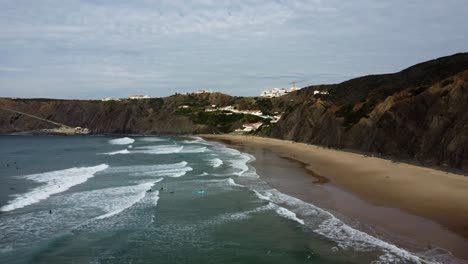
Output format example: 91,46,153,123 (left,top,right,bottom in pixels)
200,134,468,262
